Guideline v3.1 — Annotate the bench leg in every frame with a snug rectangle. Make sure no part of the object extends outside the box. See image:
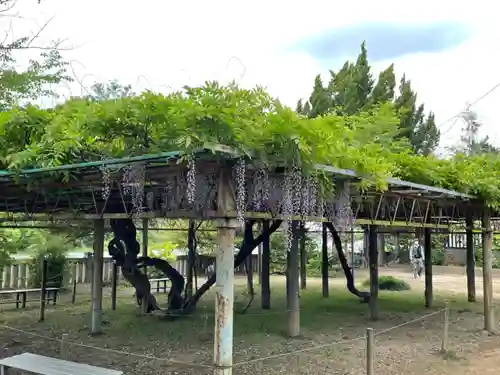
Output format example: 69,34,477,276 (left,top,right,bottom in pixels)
22,292,27,308
164,280,167,293
53,291,58,305
156,282,160,293
1,364,9,375
15,293,20,308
